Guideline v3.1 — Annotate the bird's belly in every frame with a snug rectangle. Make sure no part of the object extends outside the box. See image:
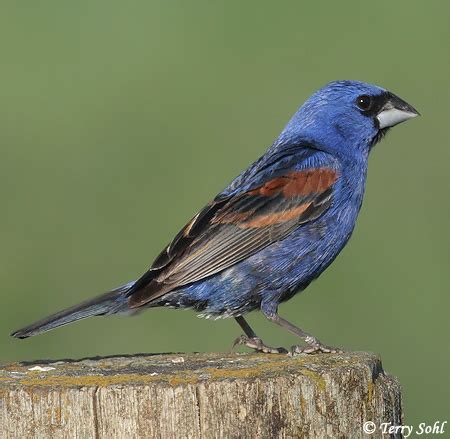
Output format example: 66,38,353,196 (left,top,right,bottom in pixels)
256,211,356,294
